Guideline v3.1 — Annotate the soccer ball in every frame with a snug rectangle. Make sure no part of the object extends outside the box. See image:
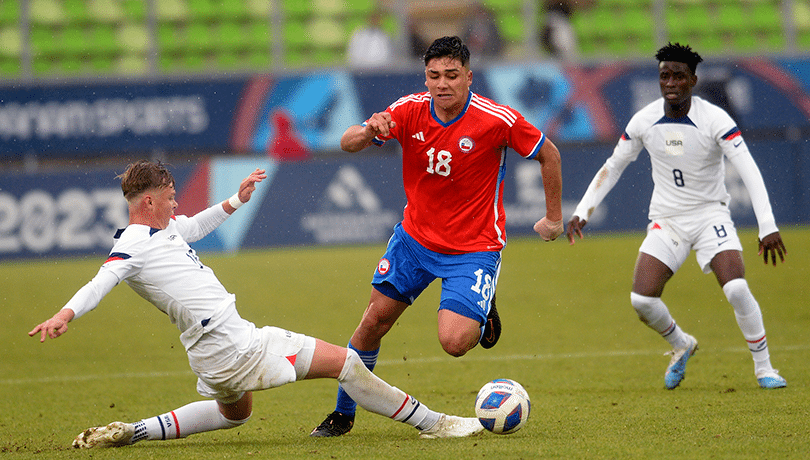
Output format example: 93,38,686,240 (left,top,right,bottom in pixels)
474,379,531,434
